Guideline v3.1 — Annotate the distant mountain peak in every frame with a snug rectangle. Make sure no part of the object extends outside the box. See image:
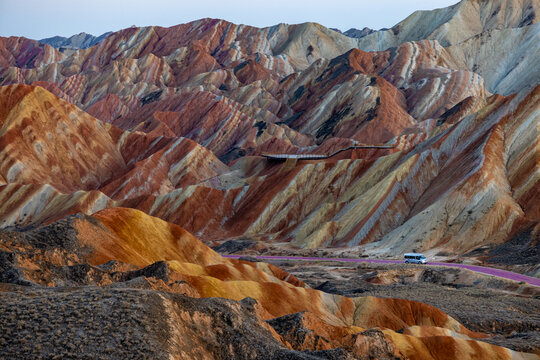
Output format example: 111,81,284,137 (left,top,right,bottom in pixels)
39,31,112,49
343,27,376,39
